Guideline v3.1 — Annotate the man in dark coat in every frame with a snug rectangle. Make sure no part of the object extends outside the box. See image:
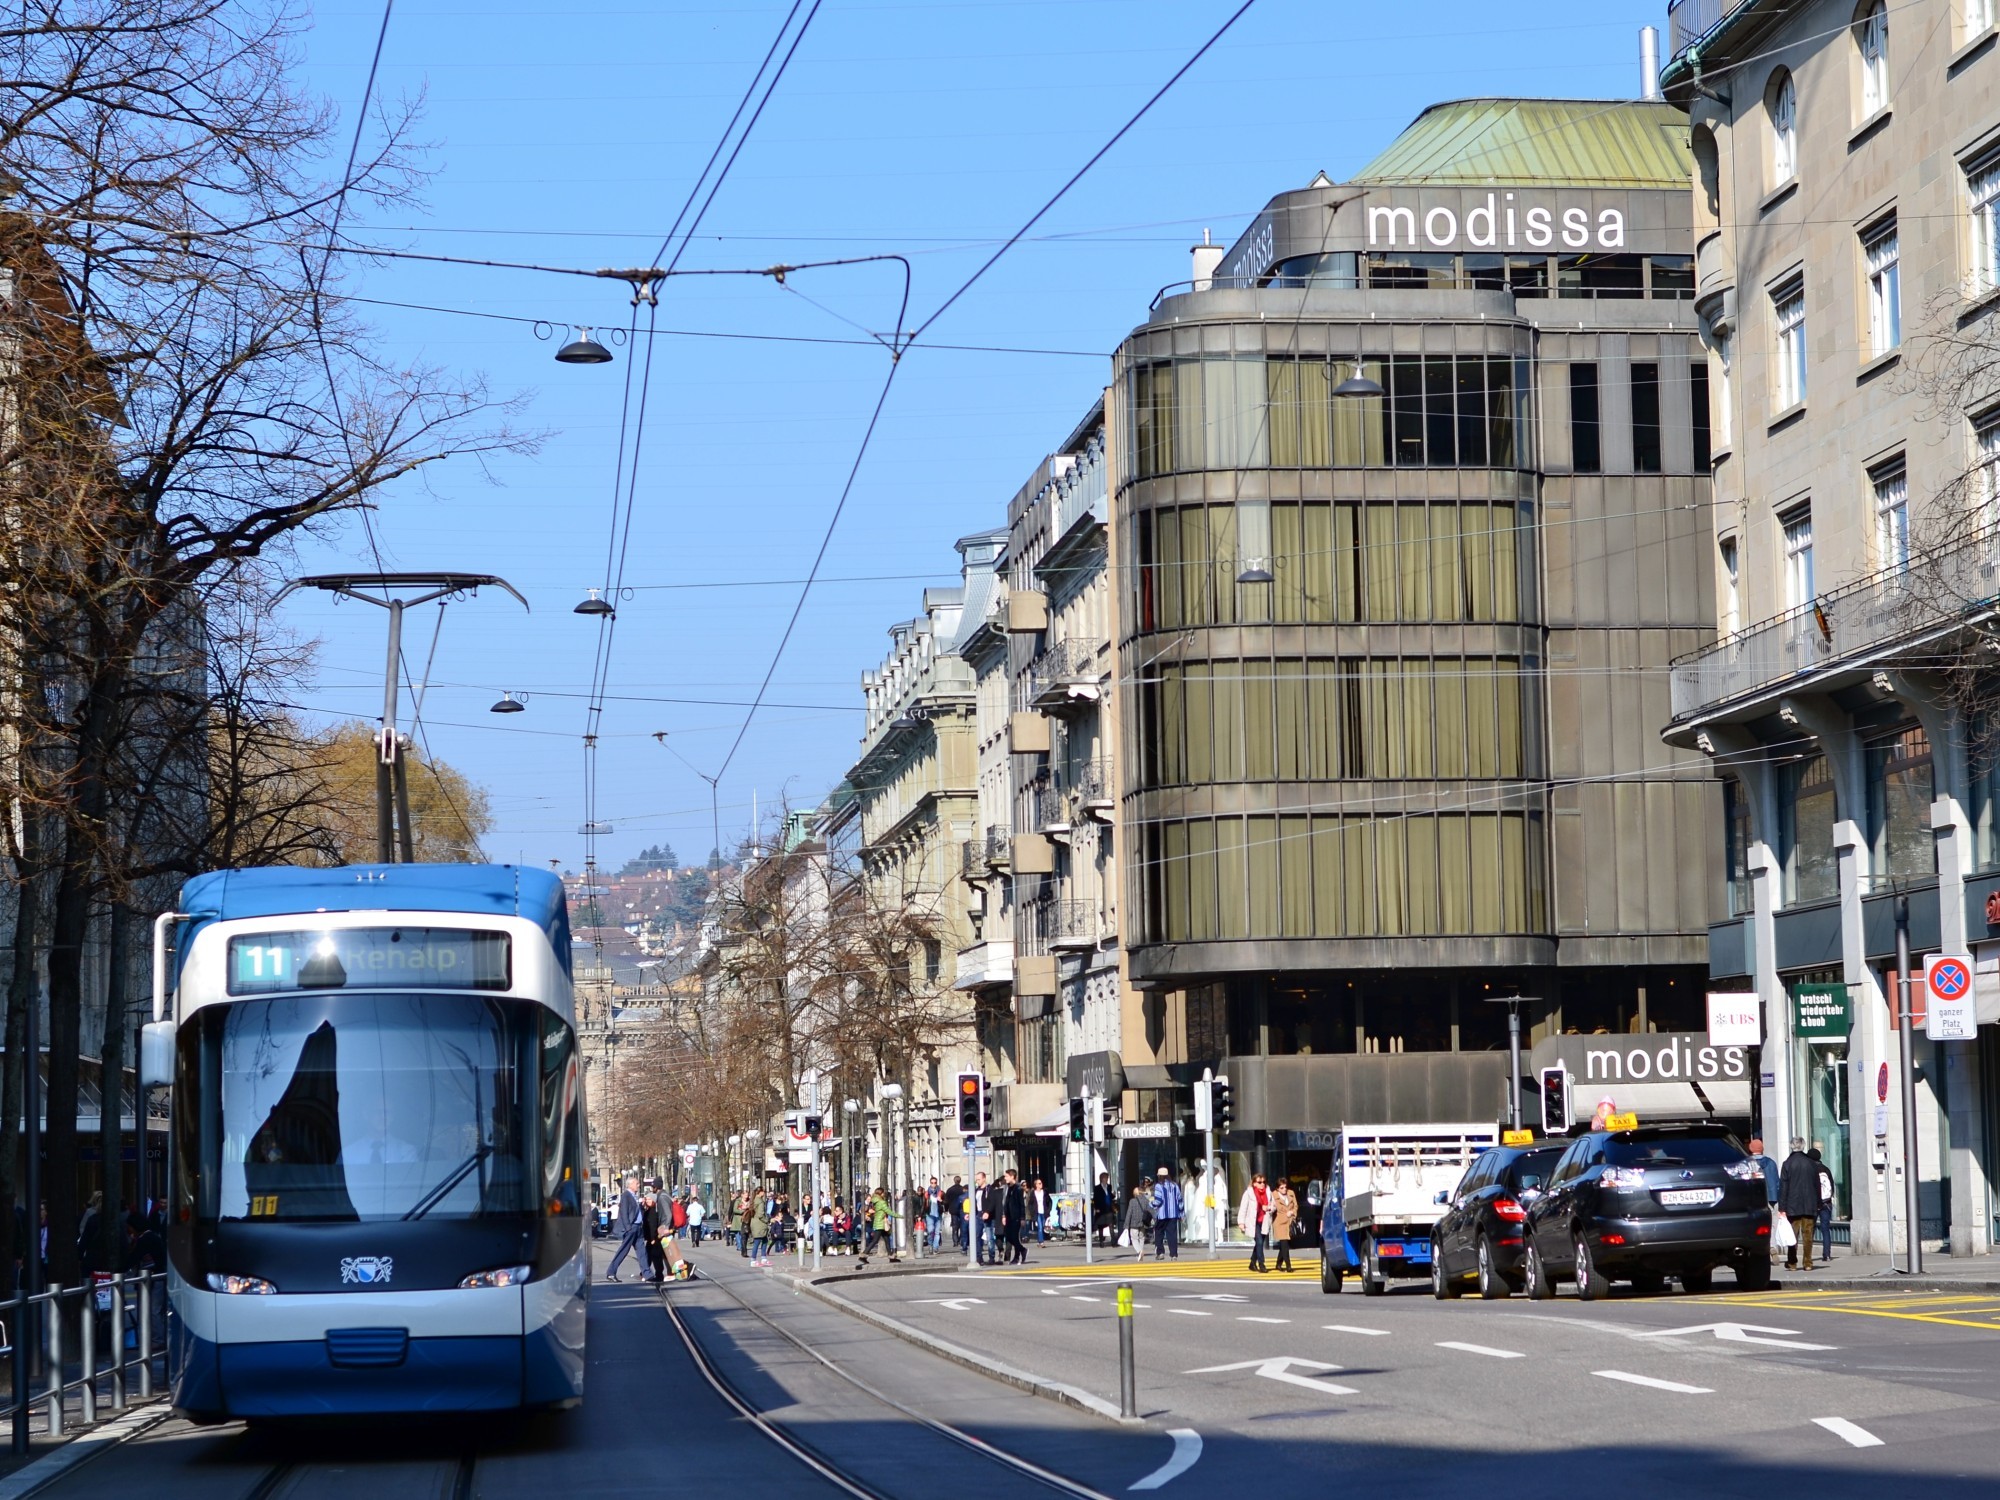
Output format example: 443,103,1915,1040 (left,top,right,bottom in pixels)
1091,1172,1118,1245
1001,1170,1028,1264
1778,1138,1822,1271
980,1173,1007,1264
606,1175,645,1281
